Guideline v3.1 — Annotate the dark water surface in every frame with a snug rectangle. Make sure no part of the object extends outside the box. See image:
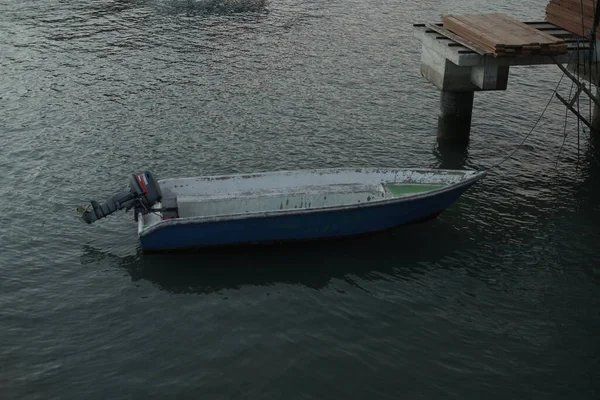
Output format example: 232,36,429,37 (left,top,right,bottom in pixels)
1,0,599,398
